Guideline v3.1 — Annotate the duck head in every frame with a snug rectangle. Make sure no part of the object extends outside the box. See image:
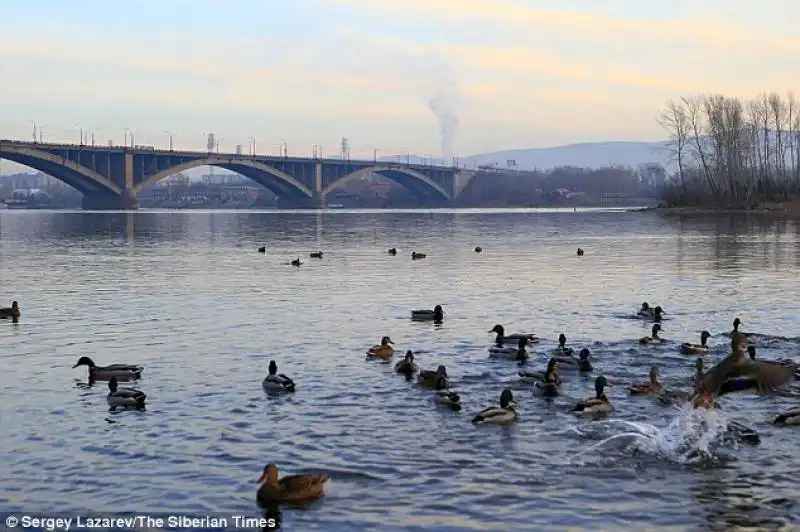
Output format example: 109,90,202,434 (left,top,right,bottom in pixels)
435,365,448,377
474,246,482,253
732,317,741,331
579,348,591,360
433,305,444,320
651,323,661,337
499,388,515,408
649,366,659,383
747,345,756,360
558,333,567,347
268,361,278,375
595,375,612,395
653,306,664,320
546,357,558,374
700,330,711,346
489,324,505,336
640,302,650,312
381,336,393,346
257,464,279,486
11,301,19,309
108,376,119,392
404,350,414,363
731,331,747,351
72,356,96,368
